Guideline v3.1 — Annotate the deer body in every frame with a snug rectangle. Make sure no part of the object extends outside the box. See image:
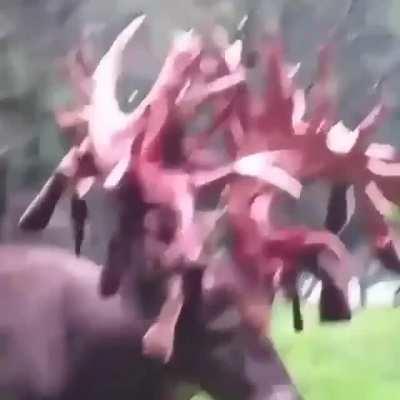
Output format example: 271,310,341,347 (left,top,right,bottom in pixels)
0,244,163,400
0,244,300,400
